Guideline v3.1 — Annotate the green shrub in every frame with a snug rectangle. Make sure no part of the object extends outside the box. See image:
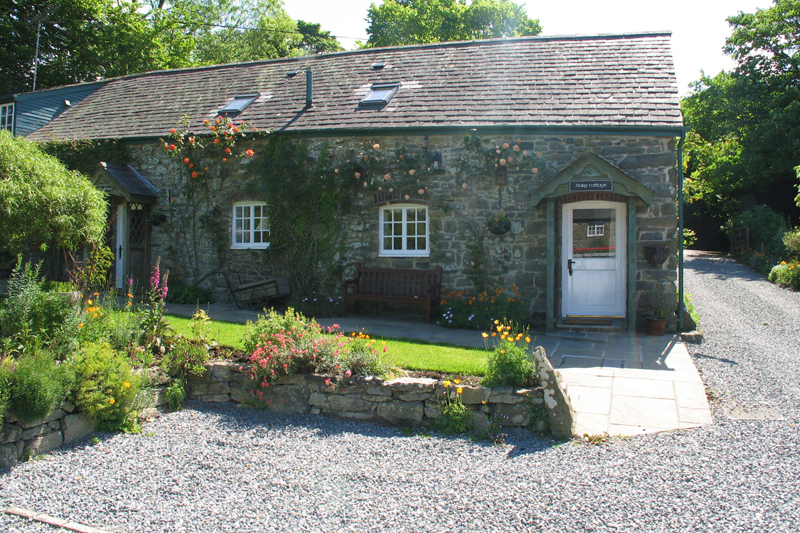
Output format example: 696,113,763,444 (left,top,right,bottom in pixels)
71,342,142,432
439,286,528,330
165,379,186,411
78,305,142,356
0,261,83,357
242,307,317,354
481,322,537,388
43,280,78,292
0,356,12,426
768,260,800,290
7,351,74,423
728,206,788,258
739,250,782,276
783,227,800,257
165,281,213,304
